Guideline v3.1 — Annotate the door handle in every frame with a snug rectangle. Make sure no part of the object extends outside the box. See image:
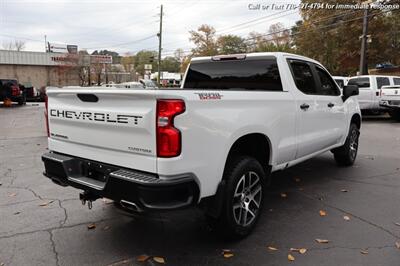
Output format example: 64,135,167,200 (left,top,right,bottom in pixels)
327,102,335,108
300,103,310,110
